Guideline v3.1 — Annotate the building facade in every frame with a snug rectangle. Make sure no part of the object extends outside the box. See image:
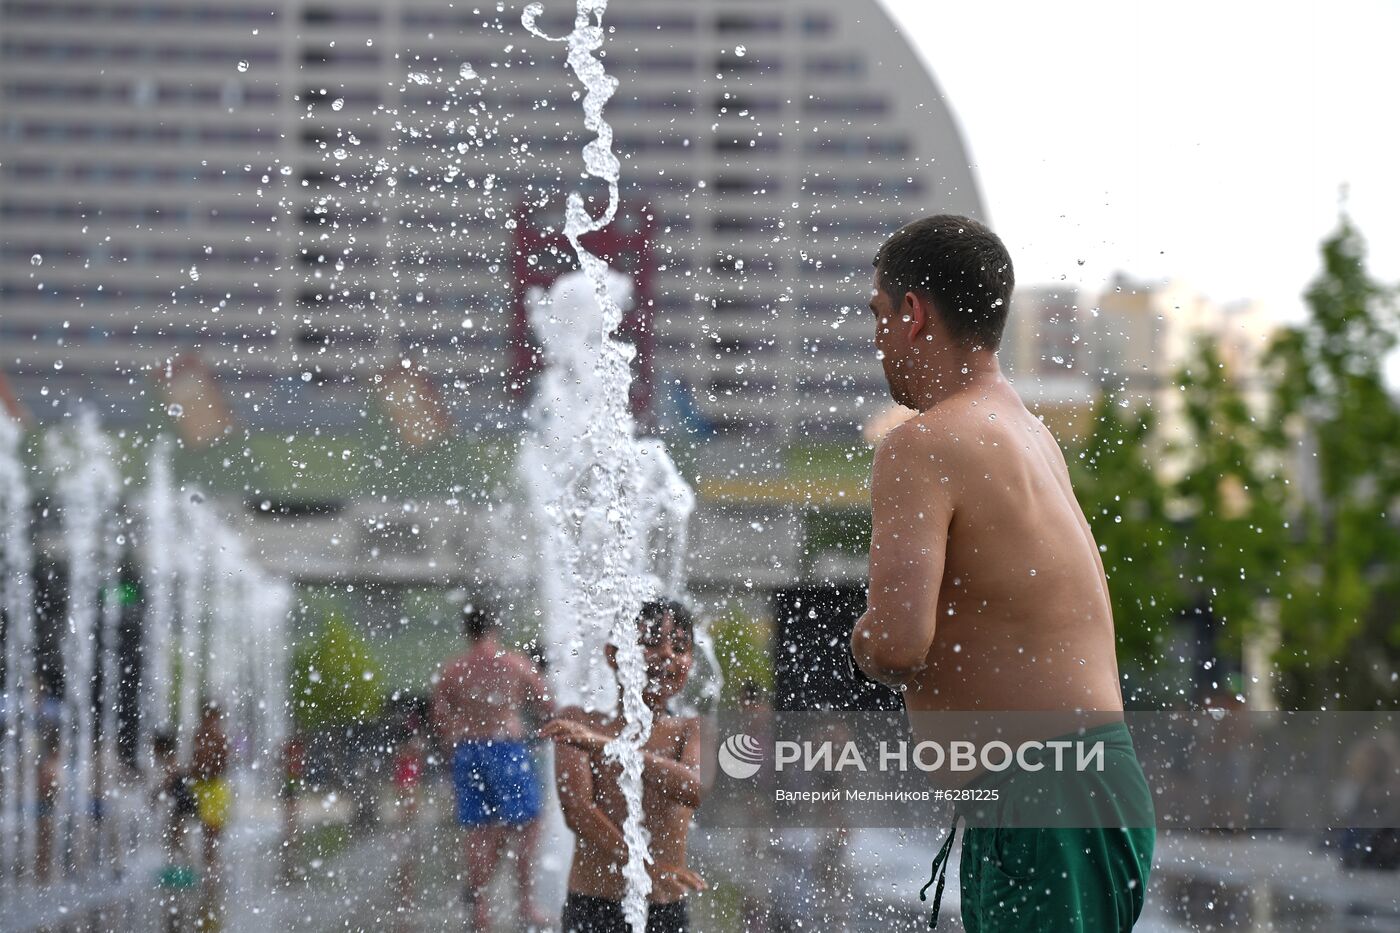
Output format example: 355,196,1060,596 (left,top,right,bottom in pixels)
1,0,985,448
